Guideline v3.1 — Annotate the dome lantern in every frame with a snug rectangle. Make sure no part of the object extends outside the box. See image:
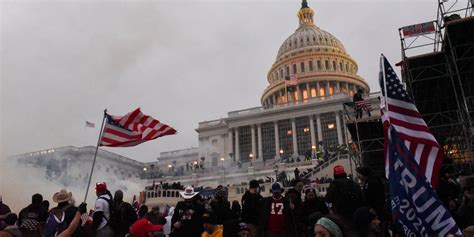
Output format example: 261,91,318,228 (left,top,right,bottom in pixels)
298,0,315,26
